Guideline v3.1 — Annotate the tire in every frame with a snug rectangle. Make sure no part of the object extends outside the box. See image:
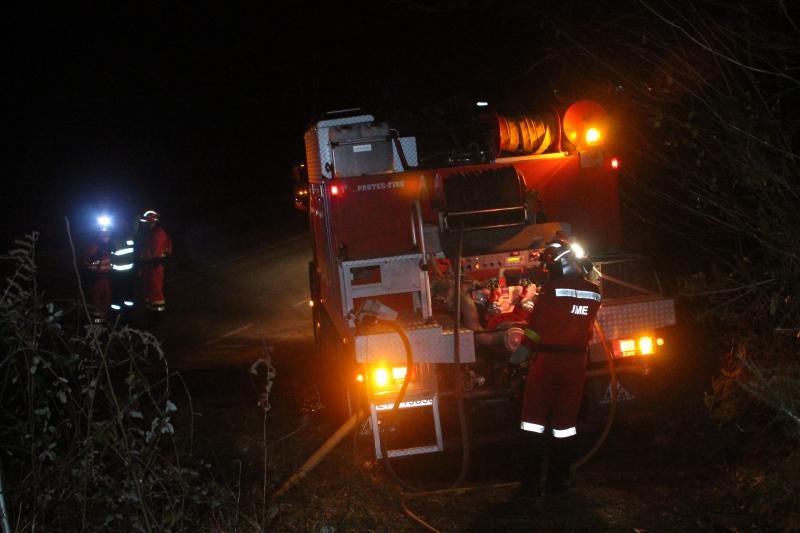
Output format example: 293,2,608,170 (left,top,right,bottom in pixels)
315,306,354,424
